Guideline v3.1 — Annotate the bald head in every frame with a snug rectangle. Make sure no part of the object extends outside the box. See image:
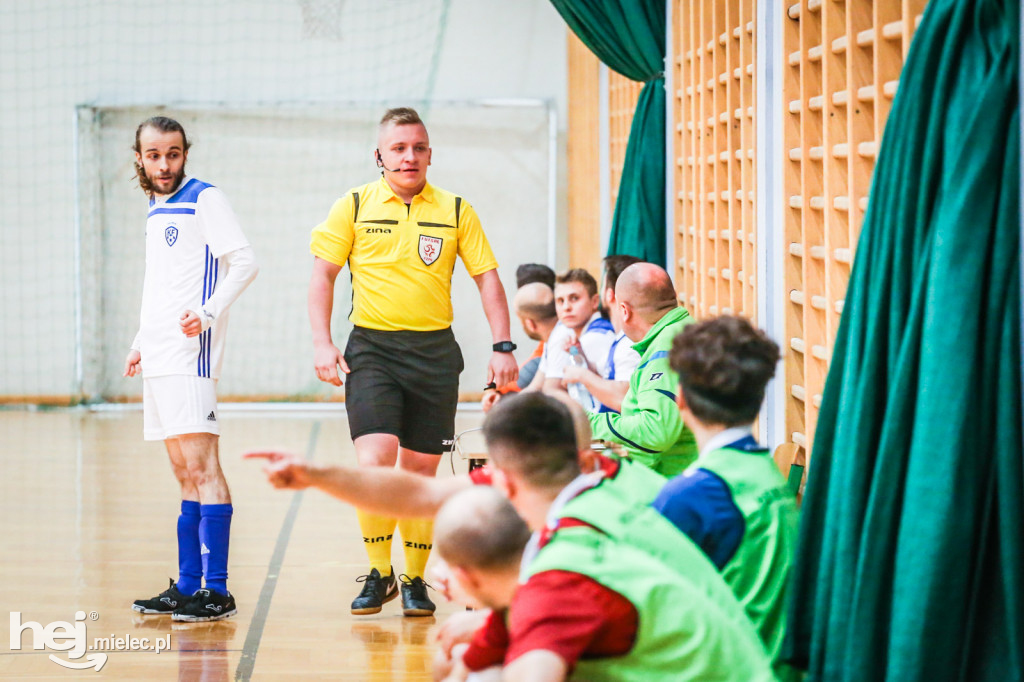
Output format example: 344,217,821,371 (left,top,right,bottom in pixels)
549,390,593,448
616,263,678,323
435,487,531,571
513,282,557,323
